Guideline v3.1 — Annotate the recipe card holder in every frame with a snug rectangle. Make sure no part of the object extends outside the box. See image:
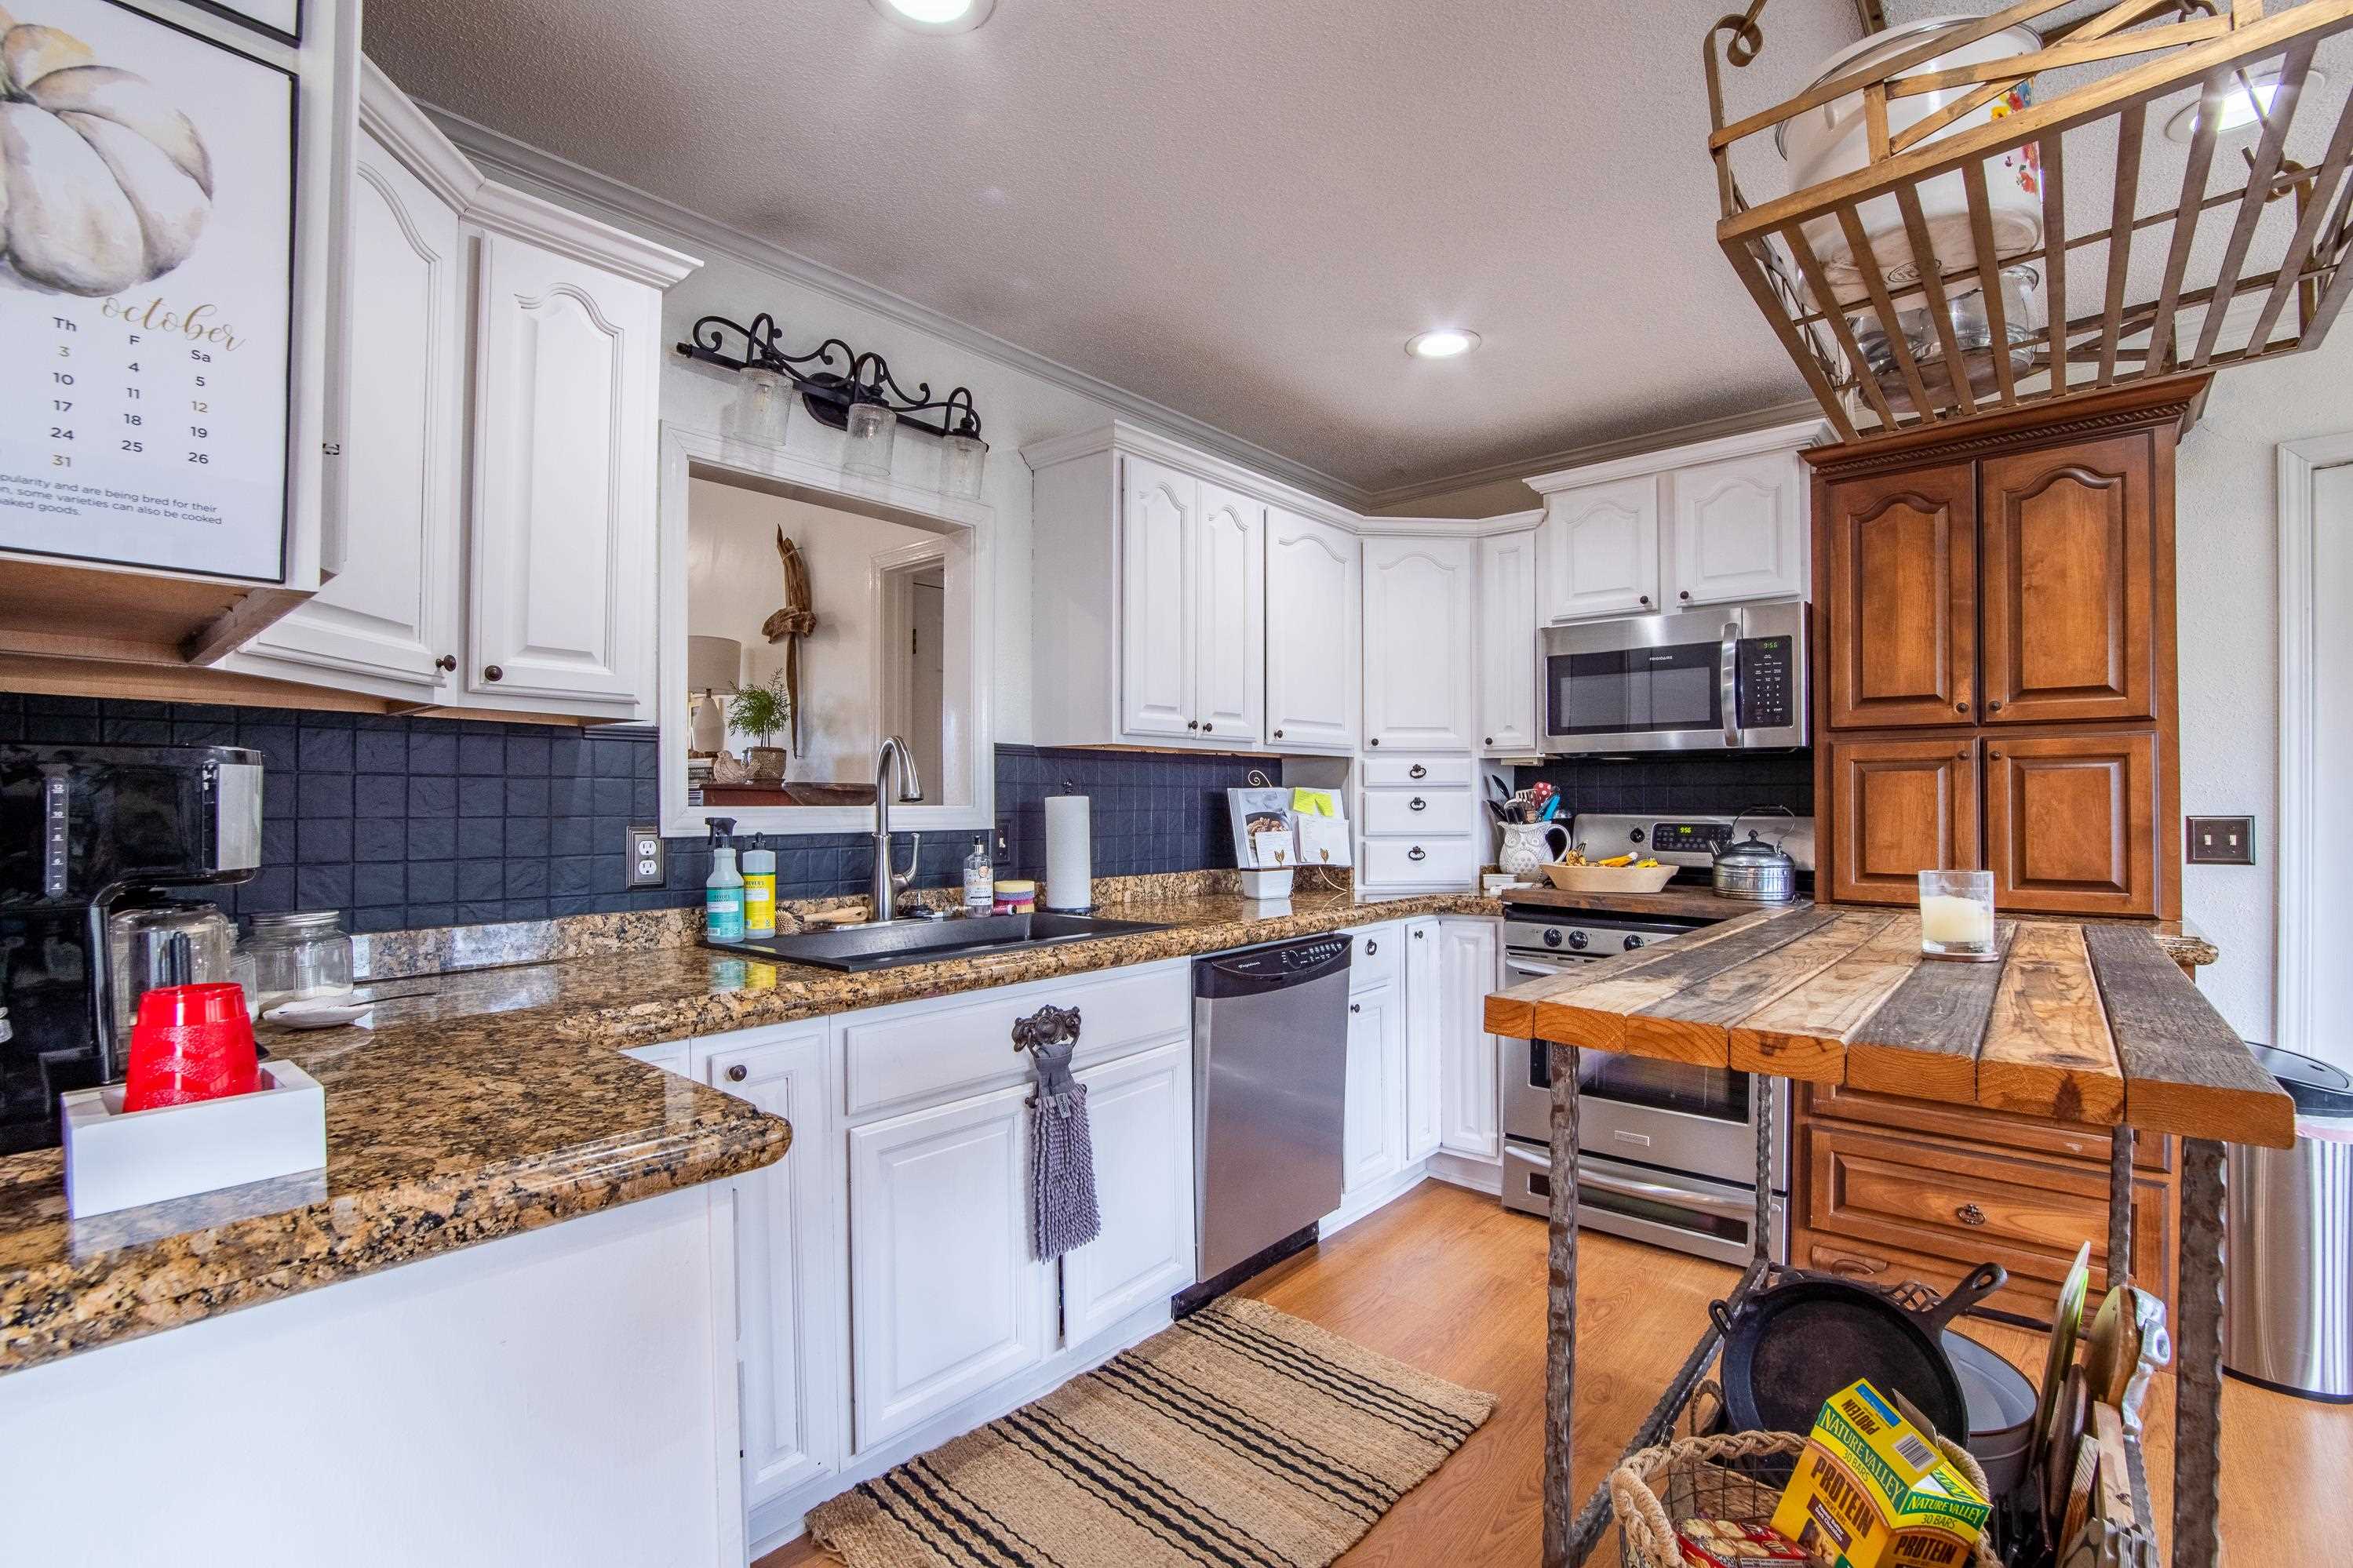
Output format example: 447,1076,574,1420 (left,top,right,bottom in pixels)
61,1061,328,1219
